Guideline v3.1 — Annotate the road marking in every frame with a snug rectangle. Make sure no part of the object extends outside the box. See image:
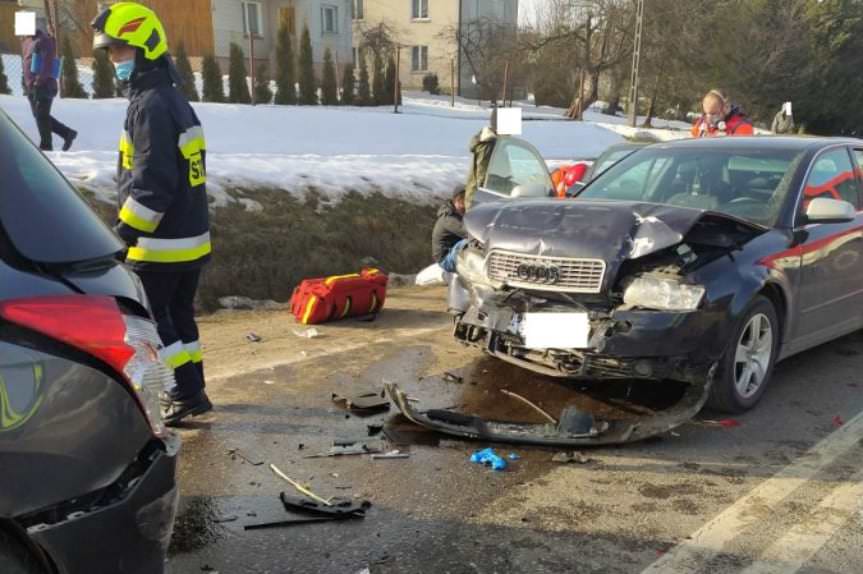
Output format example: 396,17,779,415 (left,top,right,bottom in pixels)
209,325,447,382
737,468,863,574
641,409,863,574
